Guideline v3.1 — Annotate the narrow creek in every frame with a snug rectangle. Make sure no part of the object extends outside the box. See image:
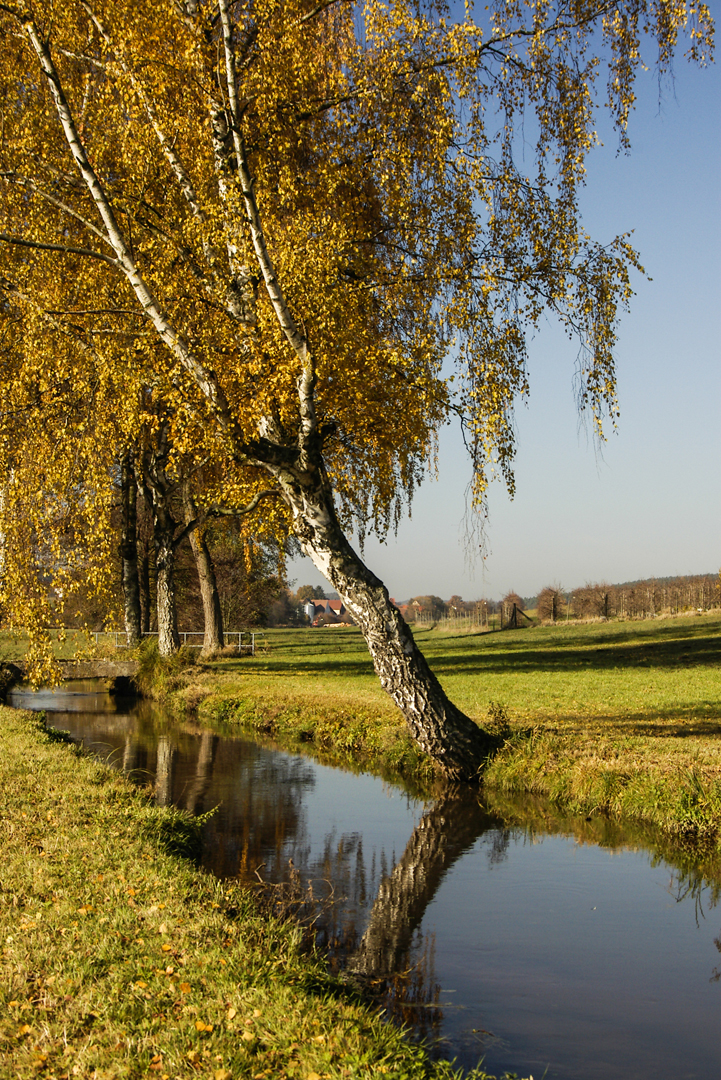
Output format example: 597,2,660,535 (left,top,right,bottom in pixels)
9,682,721,1079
